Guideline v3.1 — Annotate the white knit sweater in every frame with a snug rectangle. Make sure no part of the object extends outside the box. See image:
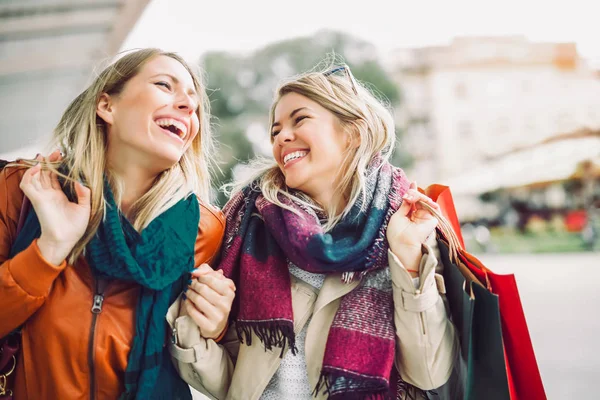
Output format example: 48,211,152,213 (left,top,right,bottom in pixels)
260,265,325,399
